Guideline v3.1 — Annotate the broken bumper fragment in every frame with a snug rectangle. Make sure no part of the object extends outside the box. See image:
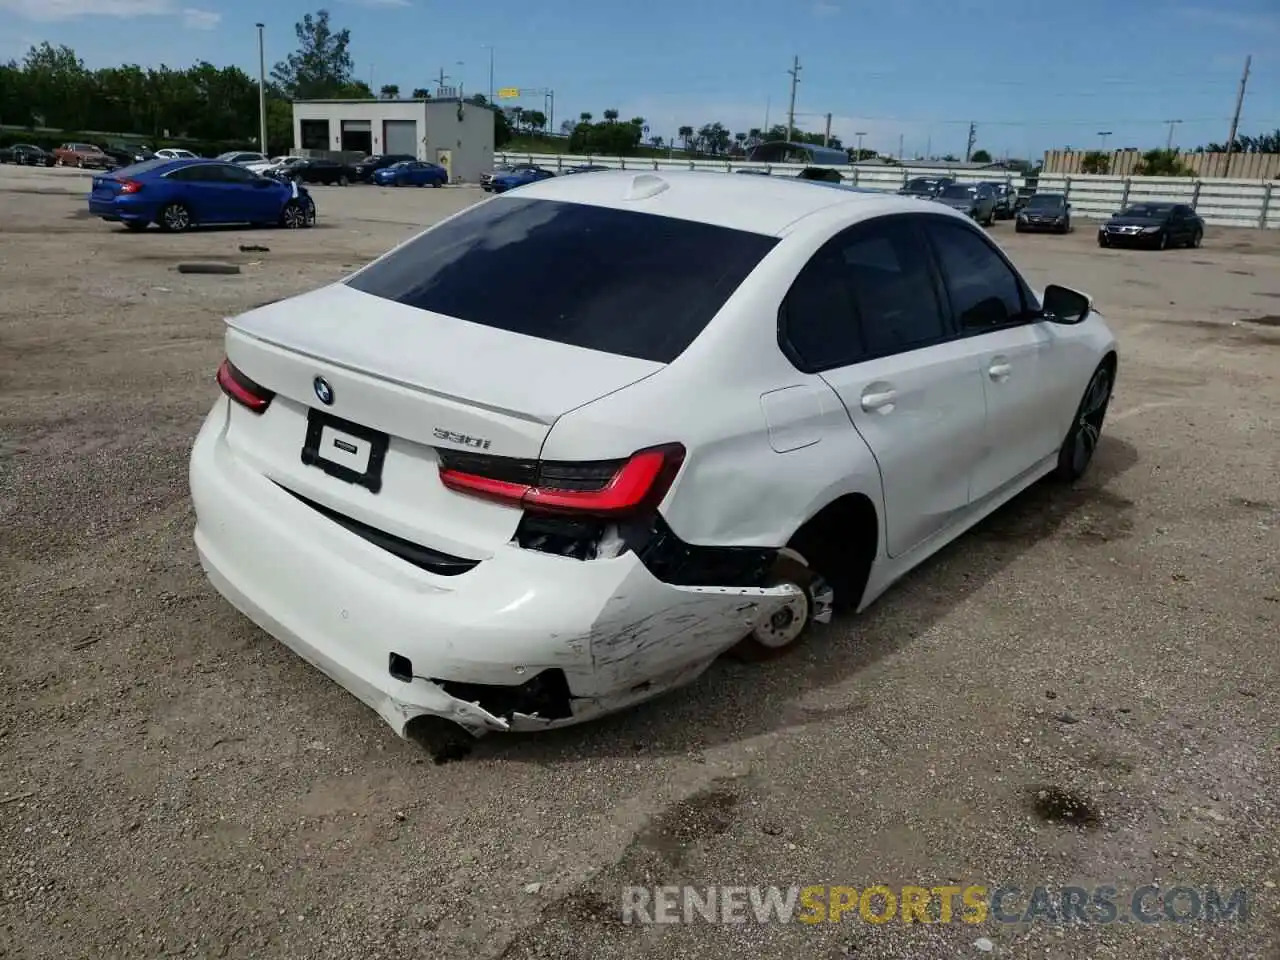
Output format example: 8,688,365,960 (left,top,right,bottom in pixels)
189,406,796,738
